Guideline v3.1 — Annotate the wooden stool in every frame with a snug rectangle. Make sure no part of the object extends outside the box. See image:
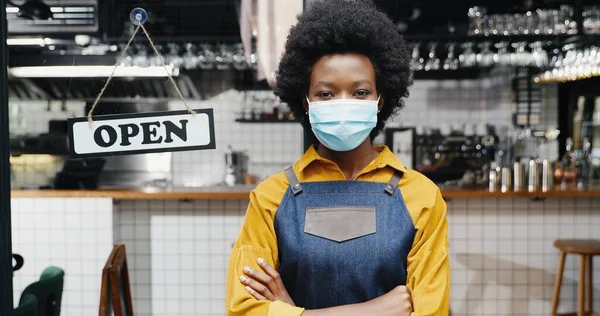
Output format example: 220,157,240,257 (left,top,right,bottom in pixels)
551,239,600,316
